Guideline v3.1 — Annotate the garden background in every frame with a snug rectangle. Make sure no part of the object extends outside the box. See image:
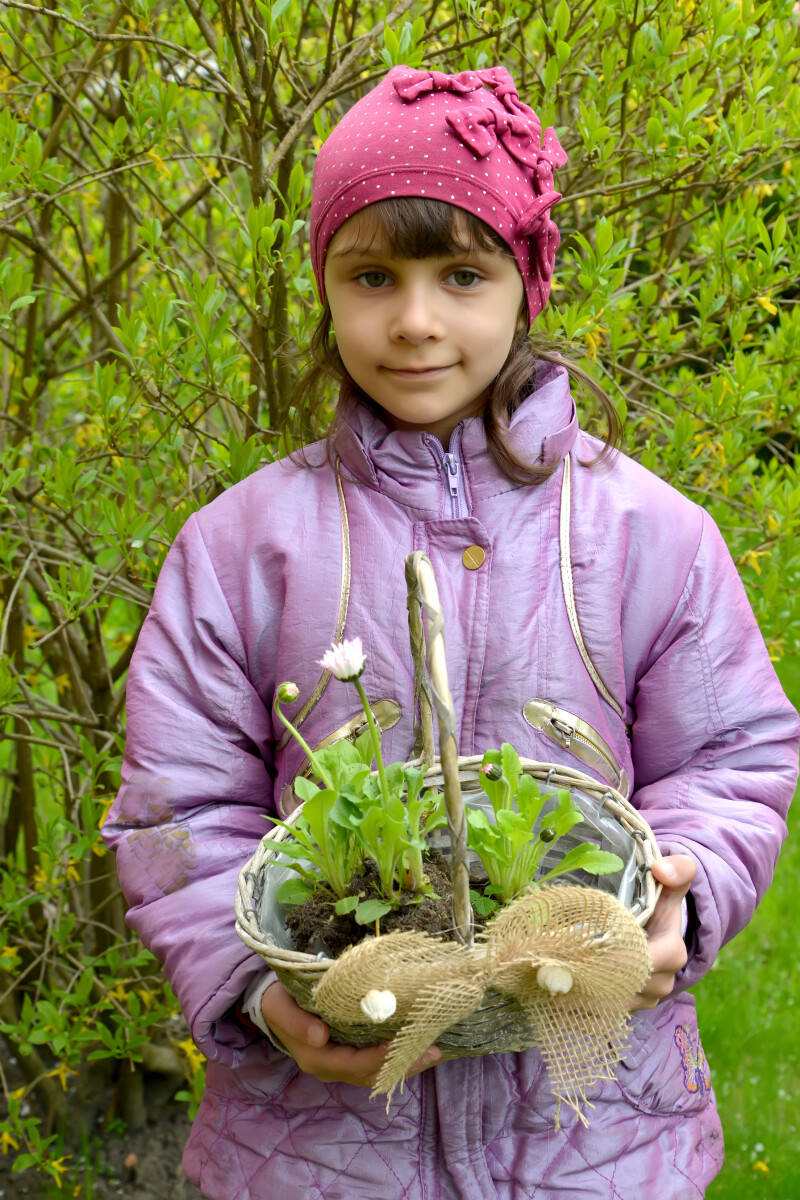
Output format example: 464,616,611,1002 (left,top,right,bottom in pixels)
0,0,798,1195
